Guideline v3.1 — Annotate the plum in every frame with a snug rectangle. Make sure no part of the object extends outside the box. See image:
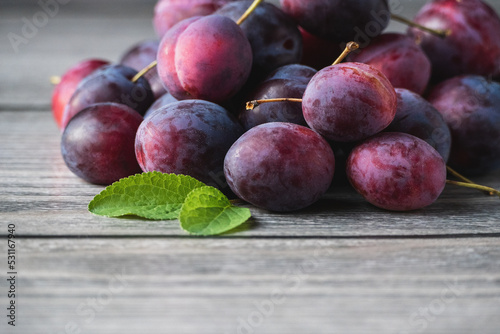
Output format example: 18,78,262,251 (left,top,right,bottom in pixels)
216,1,303,81
280,0,390,44
153,0,237,37
348,33,431,95
407,0,500,81
157,15,253,104
385,88,451,161
299,27,341,71
51,59,109,128
119,39,167,99
143,92,178,119
224,122,335,212
427,75,500,175
347,132,447,211
62,64,154,129
61,103,143,185
302,62,397,142
239,64,317,130
135,100,244,191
